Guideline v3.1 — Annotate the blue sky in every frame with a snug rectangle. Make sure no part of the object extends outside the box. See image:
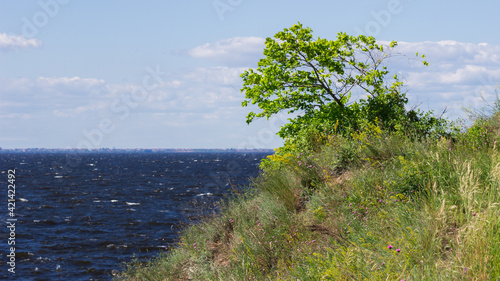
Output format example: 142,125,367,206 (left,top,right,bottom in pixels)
1,0,499,149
